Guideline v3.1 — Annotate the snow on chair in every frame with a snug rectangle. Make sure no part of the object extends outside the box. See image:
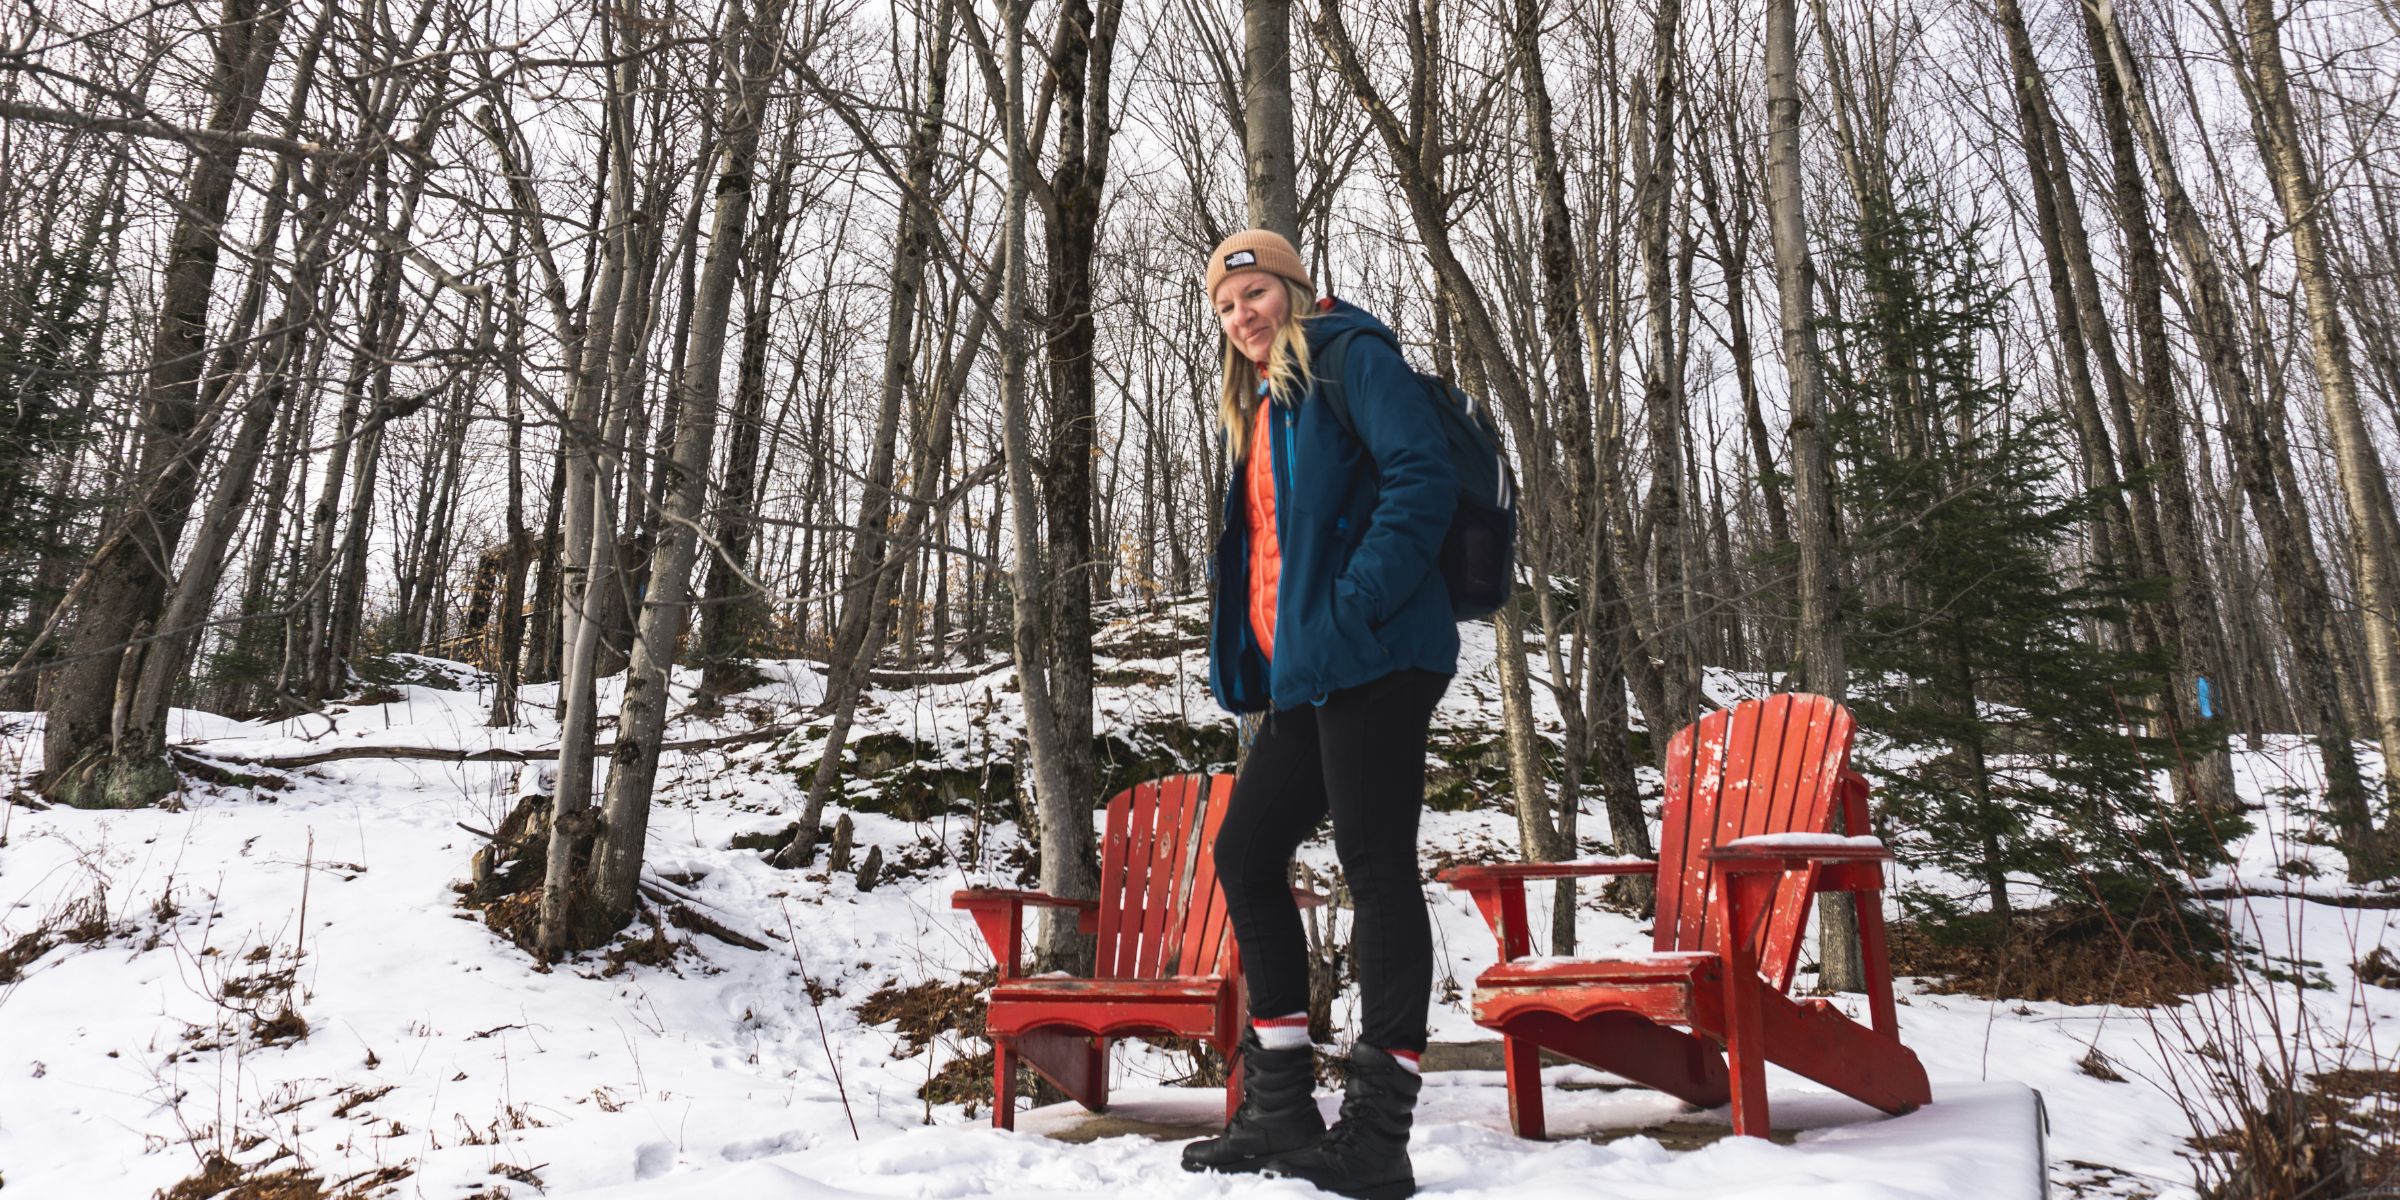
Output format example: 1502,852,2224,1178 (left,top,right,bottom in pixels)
954,773,1275,1130
1441,693,1931,1139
